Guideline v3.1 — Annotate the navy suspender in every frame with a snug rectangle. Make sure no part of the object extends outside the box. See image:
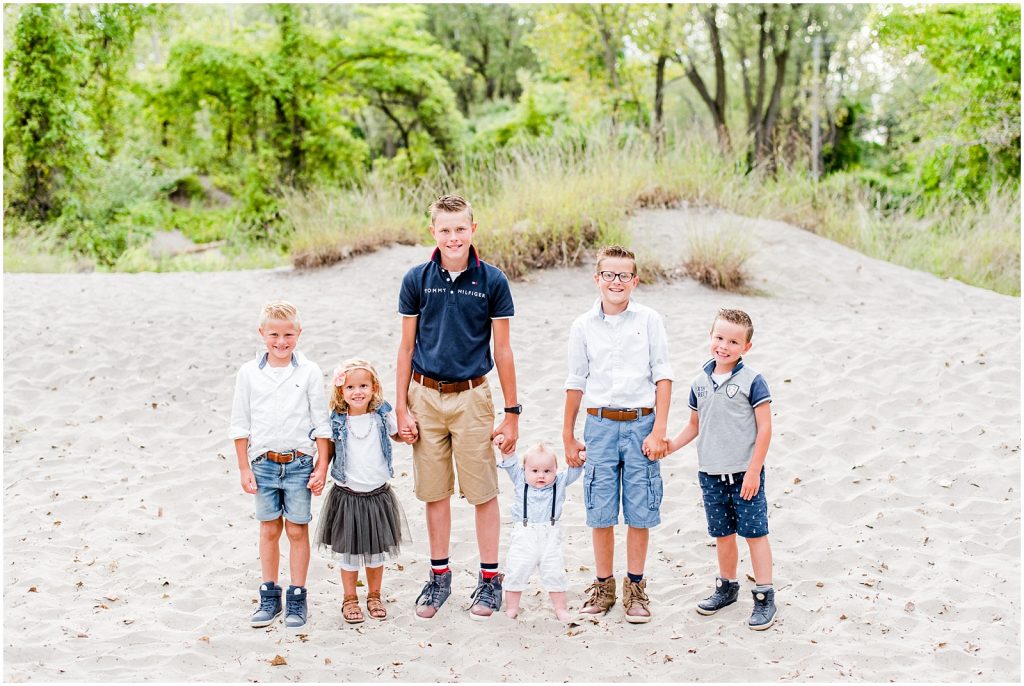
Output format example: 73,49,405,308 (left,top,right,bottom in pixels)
522,481,557,526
